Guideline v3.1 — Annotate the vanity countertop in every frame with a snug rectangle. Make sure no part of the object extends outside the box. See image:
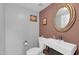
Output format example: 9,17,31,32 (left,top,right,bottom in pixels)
39,37,77,55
